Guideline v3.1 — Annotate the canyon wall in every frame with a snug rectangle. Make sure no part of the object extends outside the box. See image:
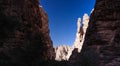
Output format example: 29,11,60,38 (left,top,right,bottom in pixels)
0,0,54,65
1,0,120,66
78,0,120,66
